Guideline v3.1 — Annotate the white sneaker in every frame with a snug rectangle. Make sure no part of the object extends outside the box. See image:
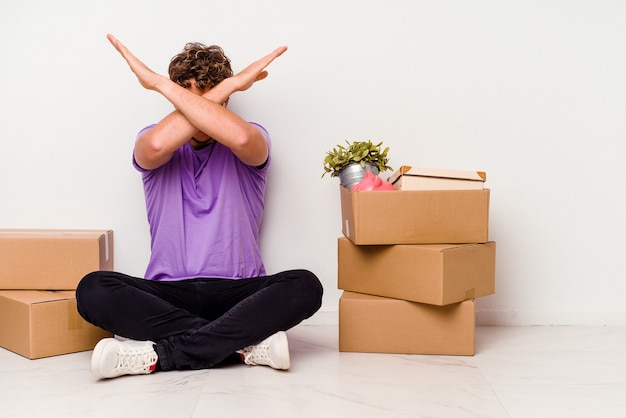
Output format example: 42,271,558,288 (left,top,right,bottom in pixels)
91,338,158,379
237,331,290,370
